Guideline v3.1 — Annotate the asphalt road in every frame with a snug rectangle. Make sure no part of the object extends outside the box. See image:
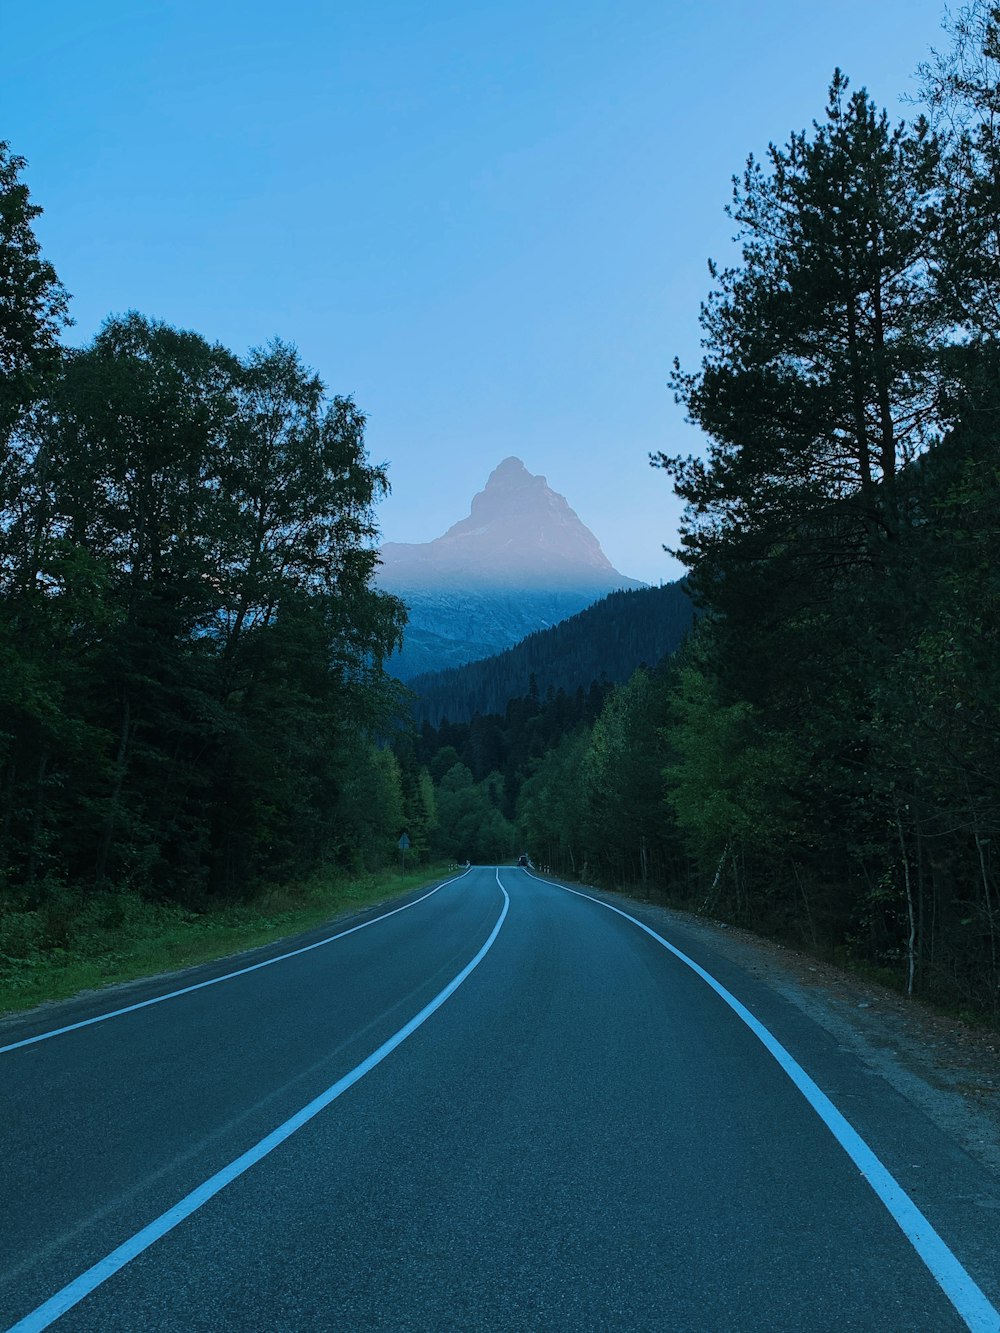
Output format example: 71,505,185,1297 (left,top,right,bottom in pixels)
1,866,998,1332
